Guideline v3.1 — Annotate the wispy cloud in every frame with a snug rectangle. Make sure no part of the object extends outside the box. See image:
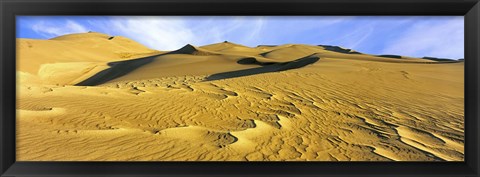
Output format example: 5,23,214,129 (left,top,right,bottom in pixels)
32,20,88,38
84,16,265,50
322,24,374,49
105,17,196,51
381,17,464,59
348,26,374,49
19,16,464,59
242,17,265,44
